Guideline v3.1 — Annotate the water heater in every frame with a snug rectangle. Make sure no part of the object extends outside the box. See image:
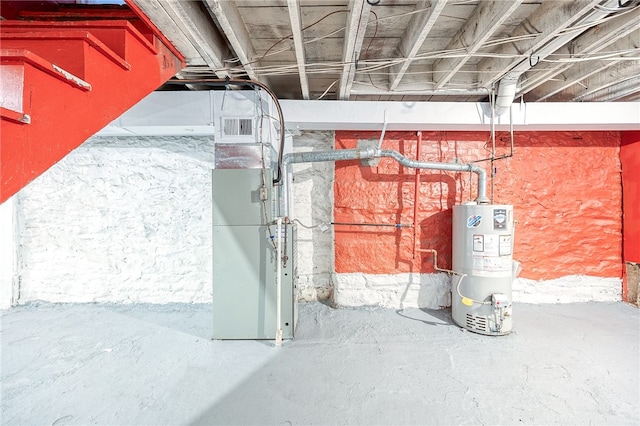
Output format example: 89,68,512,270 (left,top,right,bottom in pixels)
452,203,515,335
